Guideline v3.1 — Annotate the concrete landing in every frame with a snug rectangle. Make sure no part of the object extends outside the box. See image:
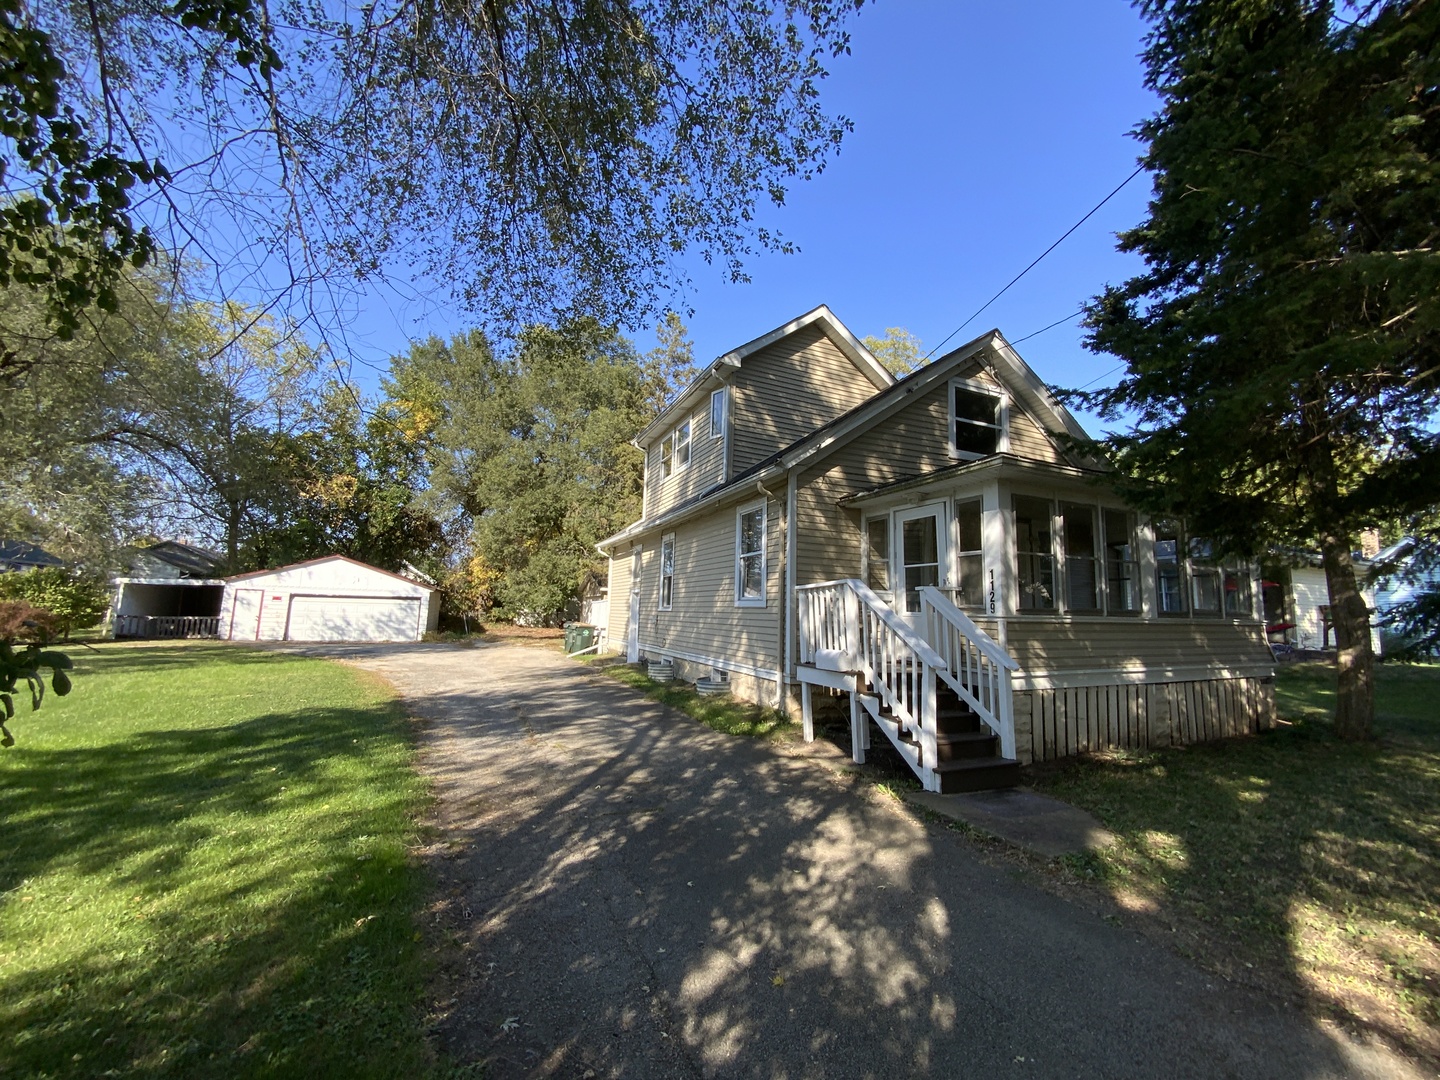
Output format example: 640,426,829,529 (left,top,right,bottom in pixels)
906,787,1117,858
